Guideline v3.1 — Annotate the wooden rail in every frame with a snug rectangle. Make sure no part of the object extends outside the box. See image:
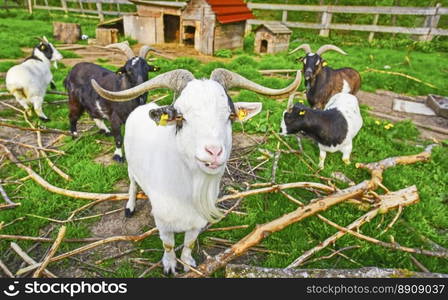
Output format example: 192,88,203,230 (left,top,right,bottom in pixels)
32,0,134,21
247,2,448,41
